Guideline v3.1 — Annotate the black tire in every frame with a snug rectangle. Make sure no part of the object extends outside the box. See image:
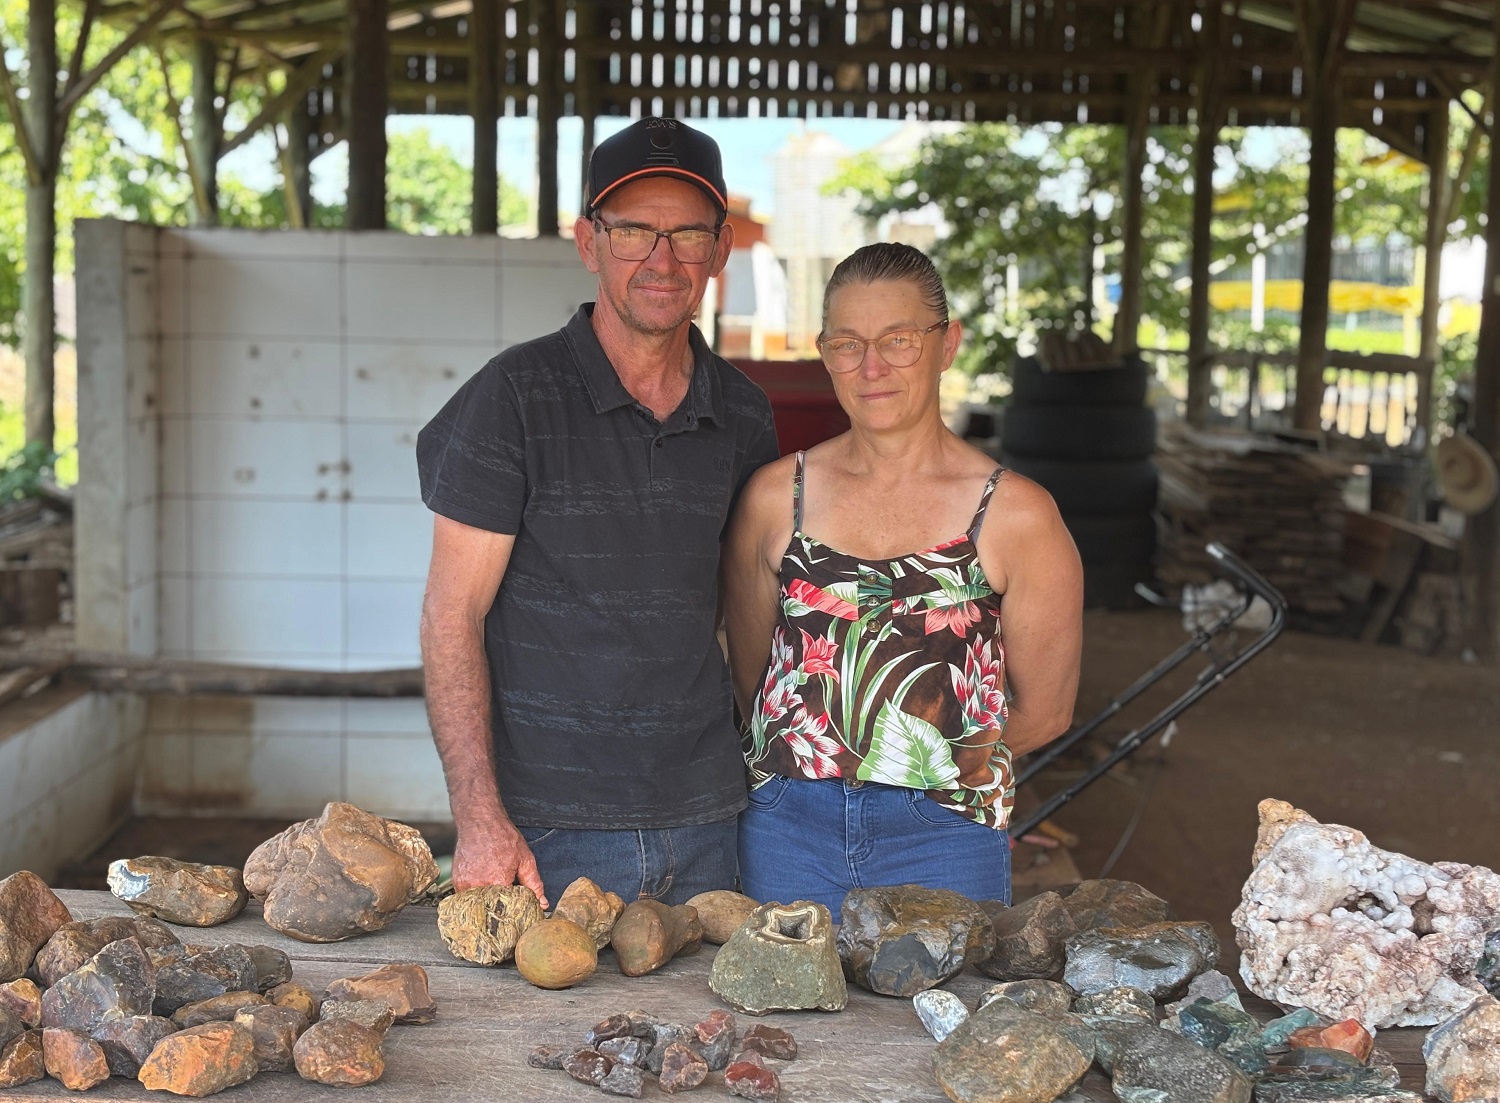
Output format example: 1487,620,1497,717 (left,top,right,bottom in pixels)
1084,560,1157,610
1001,404,1157,461
1010,355,1150,407
1003,455,1159,516
1065,512,1157,564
